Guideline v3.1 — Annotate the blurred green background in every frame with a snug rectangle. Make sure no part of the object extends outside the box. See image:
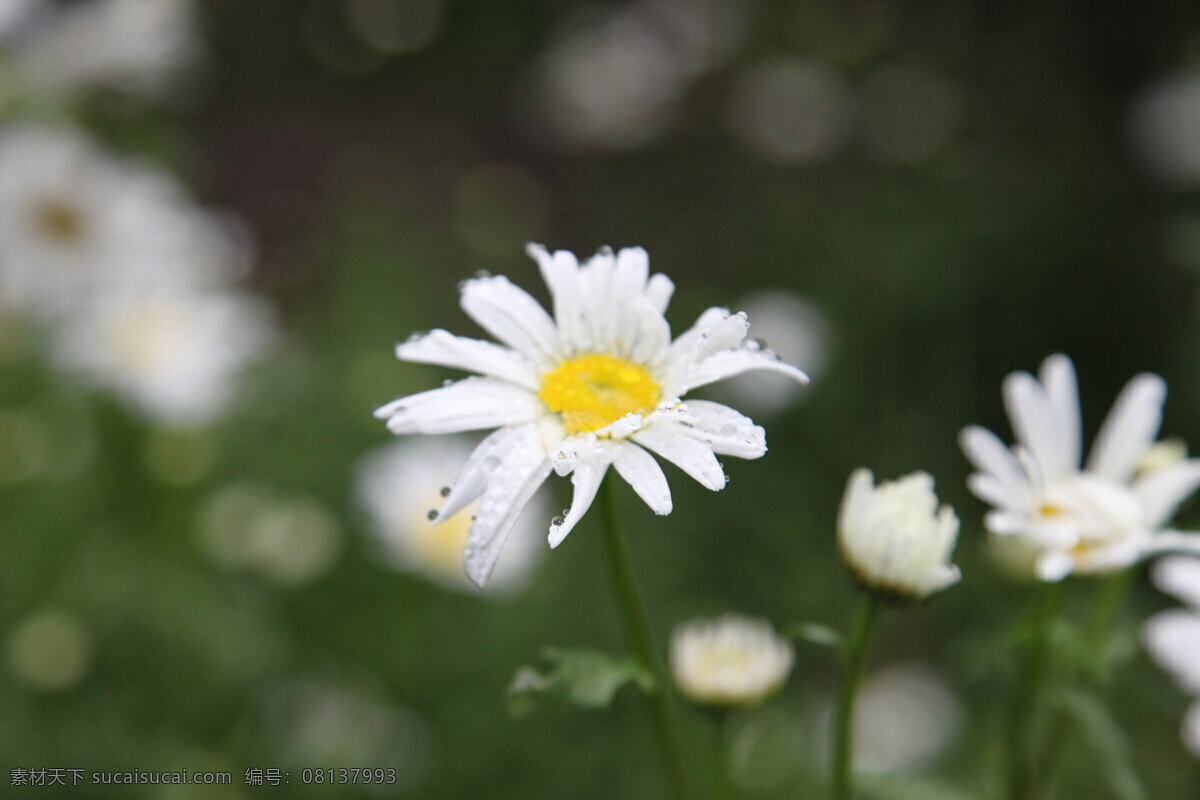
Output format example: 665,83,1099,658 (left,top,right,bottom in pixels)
3,0,1200,797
